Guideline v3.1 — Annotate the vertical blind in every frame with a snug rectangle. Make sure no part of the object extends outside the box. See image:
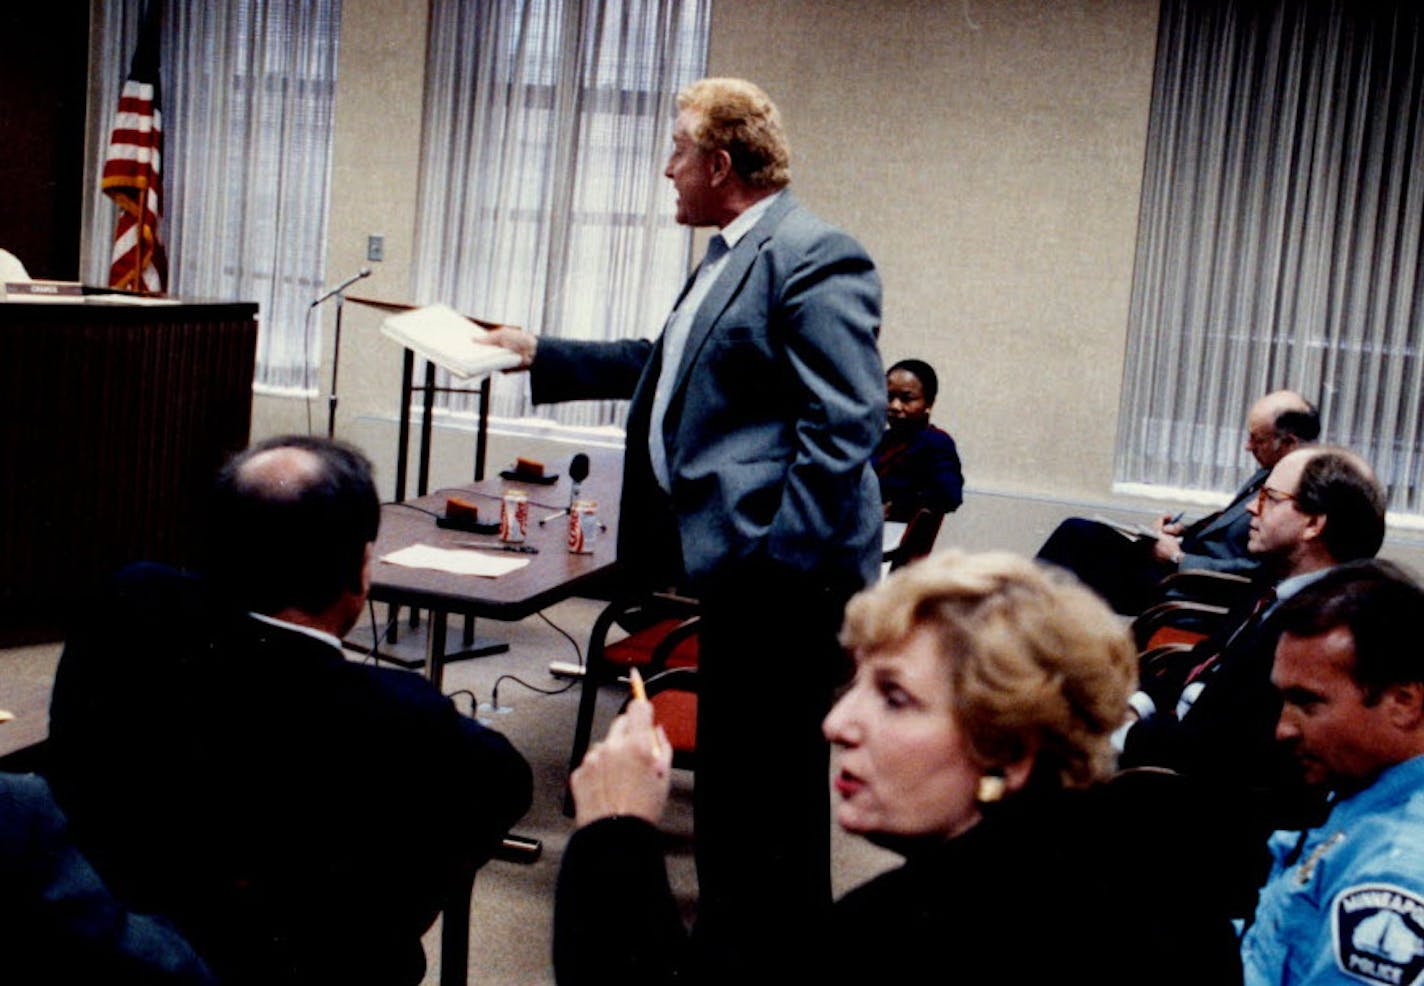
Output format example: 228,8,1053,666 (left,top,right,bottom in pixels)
1118,0,1423,515
411,0,710,428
